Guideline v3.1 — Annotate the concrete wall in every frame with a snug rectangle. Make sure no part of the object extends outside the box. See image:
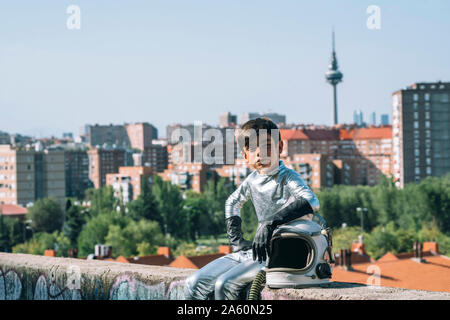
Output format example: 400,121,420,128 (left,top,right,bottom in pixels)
1,253,449,300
